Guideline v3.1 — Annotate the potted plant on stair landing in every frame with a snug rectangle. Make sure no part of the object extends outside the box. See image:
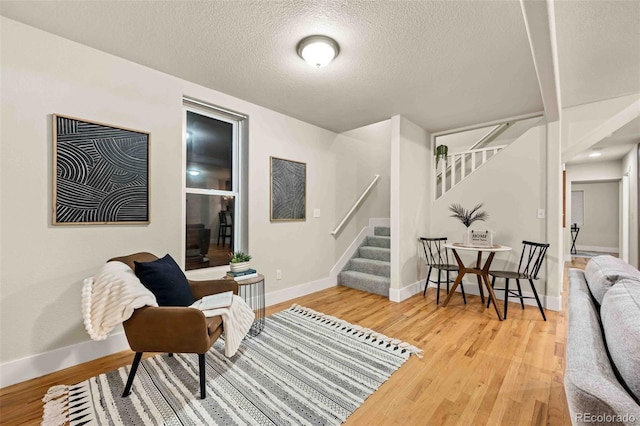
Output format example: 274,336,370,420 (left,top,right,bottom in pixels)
449,203,489,244
229,251,252,273
435,144,448,168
